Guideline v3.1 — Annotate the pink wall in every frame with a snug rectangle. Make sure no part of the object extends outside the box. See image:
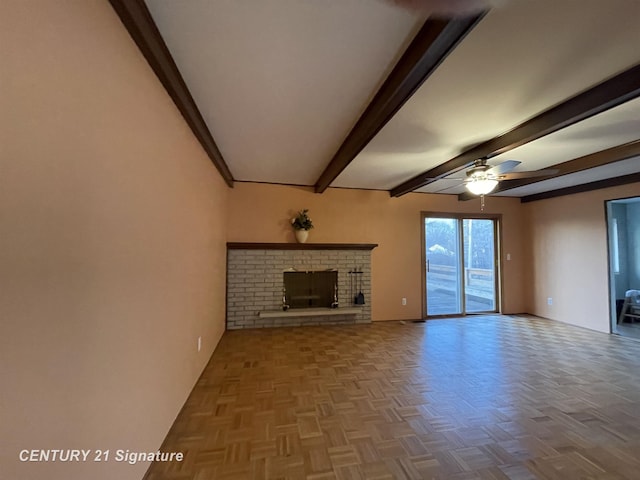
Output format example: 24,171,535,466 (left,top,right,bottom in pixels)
227,183,528,321
0,2,228,479
2,2,635,478
523,183,640,333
